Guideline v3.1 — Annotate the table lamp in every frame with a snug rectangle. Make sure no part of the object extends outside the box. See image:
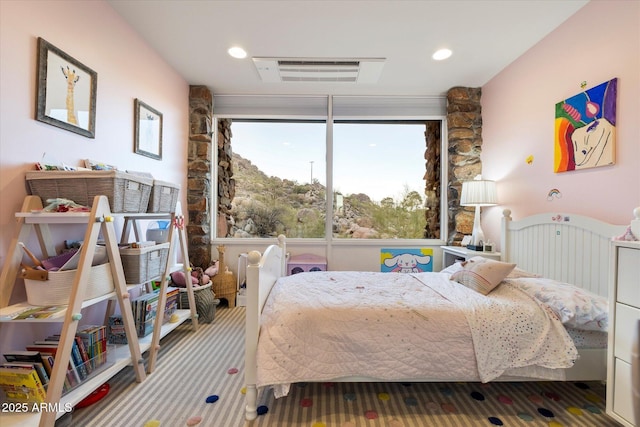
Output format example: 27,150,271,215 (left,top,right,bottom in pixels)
460,177,497,251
